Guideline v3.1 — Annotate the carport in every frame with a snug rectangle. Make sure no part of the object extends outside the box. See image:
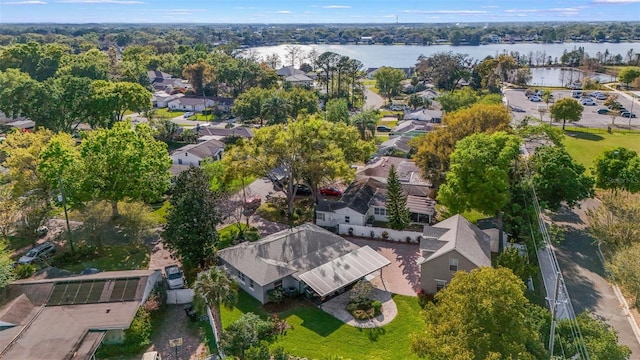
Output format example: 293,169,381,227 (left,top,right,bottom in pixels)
298,246,390,298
